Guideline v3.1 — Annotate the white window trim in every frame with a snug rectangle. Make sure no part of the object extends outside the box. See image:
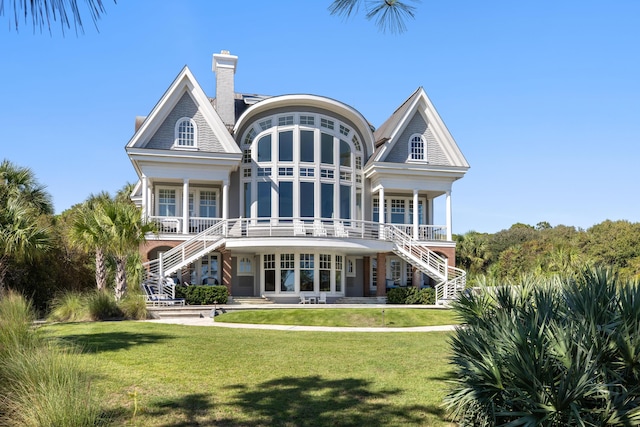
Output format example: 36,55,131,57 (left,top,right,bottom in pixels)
174,117,198,150
407,133,426,162
237,256,254,276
